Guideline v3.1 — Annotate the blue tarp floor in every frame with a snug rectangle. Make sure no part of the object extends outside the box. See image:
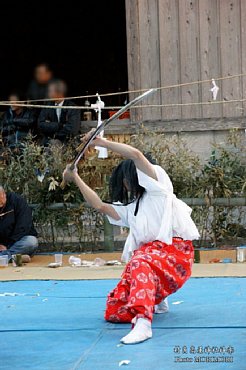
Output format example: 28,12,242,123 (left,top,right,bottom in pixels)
0,278,245,370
